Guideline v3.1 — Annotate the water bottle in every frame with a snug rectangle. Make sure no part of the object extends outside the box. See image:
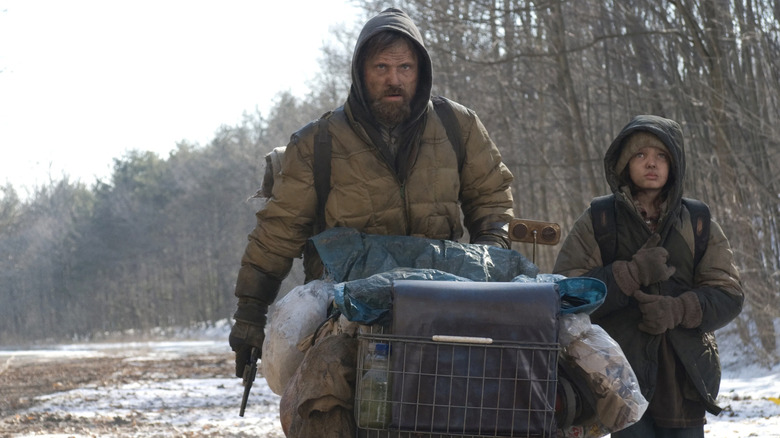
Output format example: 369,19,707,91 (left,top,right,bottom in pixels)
358,342,391,428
